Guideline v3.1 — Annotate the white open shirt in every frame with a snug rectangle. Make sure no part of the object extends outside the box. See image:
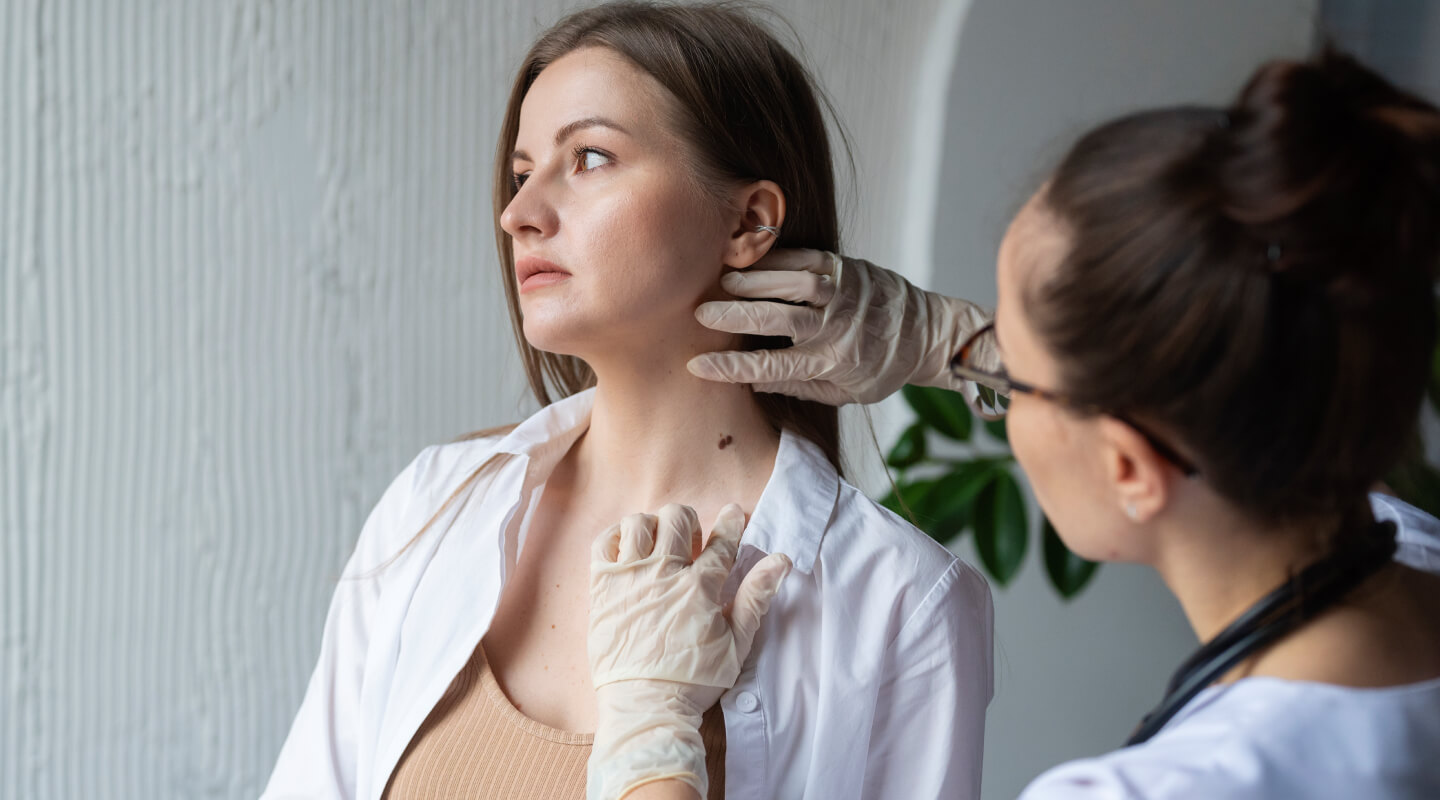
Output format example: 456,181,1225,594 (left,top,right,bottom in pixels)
262,388,994,800
1019,493,1440,800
